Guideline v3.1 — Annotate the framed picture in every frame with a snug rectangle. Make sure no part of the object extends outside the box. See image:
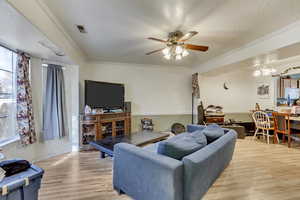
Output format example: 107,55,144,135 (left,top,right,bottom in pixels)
256,82,270,99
